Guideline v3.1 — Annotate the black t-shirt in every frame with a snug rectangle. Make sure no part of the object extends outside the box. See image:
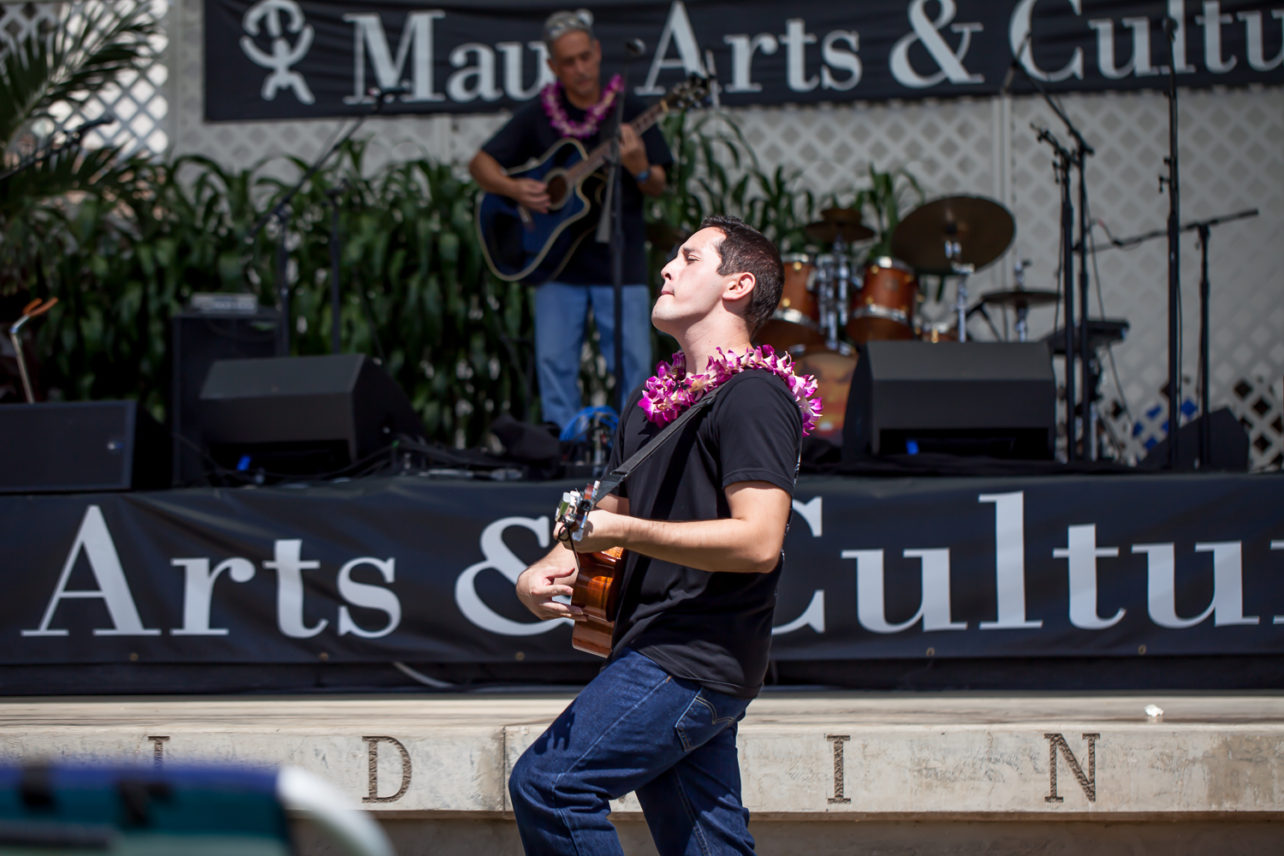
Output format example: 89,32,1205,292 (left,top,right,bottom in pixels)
604,369,803,698
480,90,674,285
